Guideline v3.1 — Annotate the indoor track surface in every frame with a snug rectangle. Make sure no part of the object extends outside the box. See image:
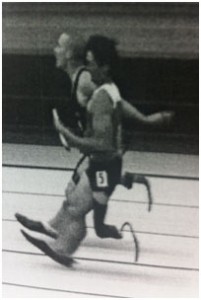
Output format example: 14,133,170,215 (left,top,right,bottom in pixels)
2,143,199,297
